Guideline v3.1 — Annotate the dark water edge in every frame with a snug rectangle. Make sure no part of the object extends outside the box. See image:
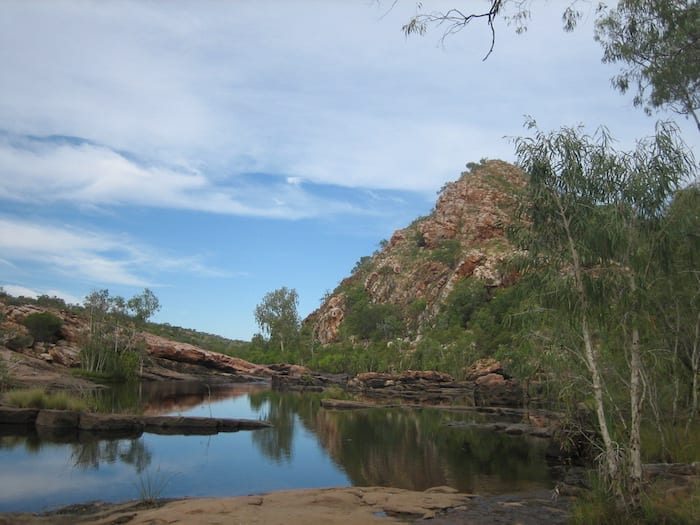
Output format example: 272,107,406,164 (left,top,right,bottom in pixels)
0,381,555,513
